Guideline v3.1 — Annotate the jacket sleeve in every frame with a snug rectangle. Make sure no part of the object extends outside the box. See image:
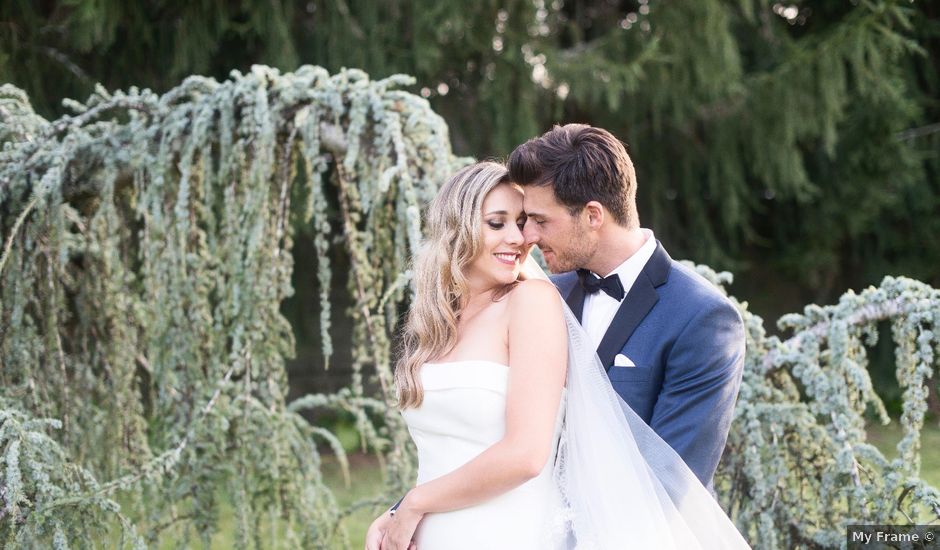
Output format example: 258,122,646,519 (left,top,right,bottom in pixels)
648,298,745,487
